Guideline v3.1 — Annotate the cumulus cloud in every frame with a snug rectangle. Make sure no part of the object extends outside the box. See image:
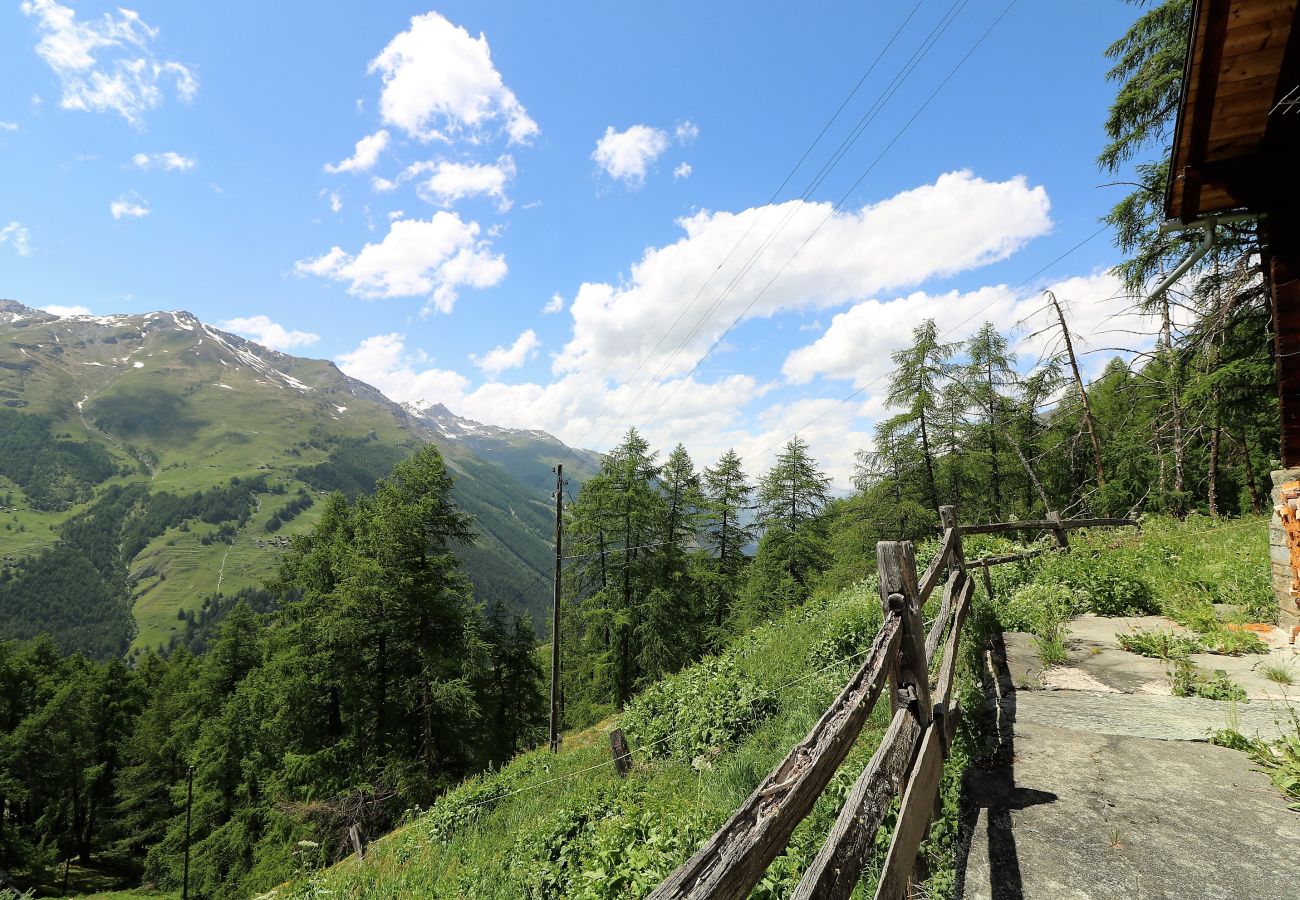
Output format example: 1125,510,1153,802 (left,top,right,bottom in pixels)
471,328,539,375
556,170,1051,381
219,314,321,351
110,195,149,219
542,293,564,314
0,121,18,131
130,151,195,171
0,222,33,257
675,120,699,144
21,0,197,126
294,212,507,314
780,271,1146,389
673,162,692,180
41,304,90,316
592,124,670,186
401,155,516,210
368,11,537,144
324,129,389,174
336,332,469,408
320,189,342,213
